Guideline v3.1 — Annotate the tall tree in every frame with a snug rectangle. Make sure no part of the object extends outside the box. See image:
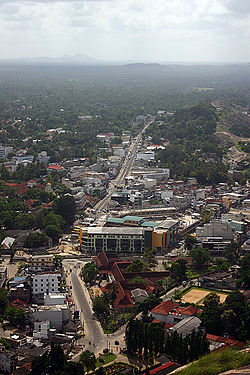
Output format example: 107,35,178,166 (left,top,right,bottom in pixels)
190,247,210,270
54,195,76,226
79,350,96,373
200,292,222,334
